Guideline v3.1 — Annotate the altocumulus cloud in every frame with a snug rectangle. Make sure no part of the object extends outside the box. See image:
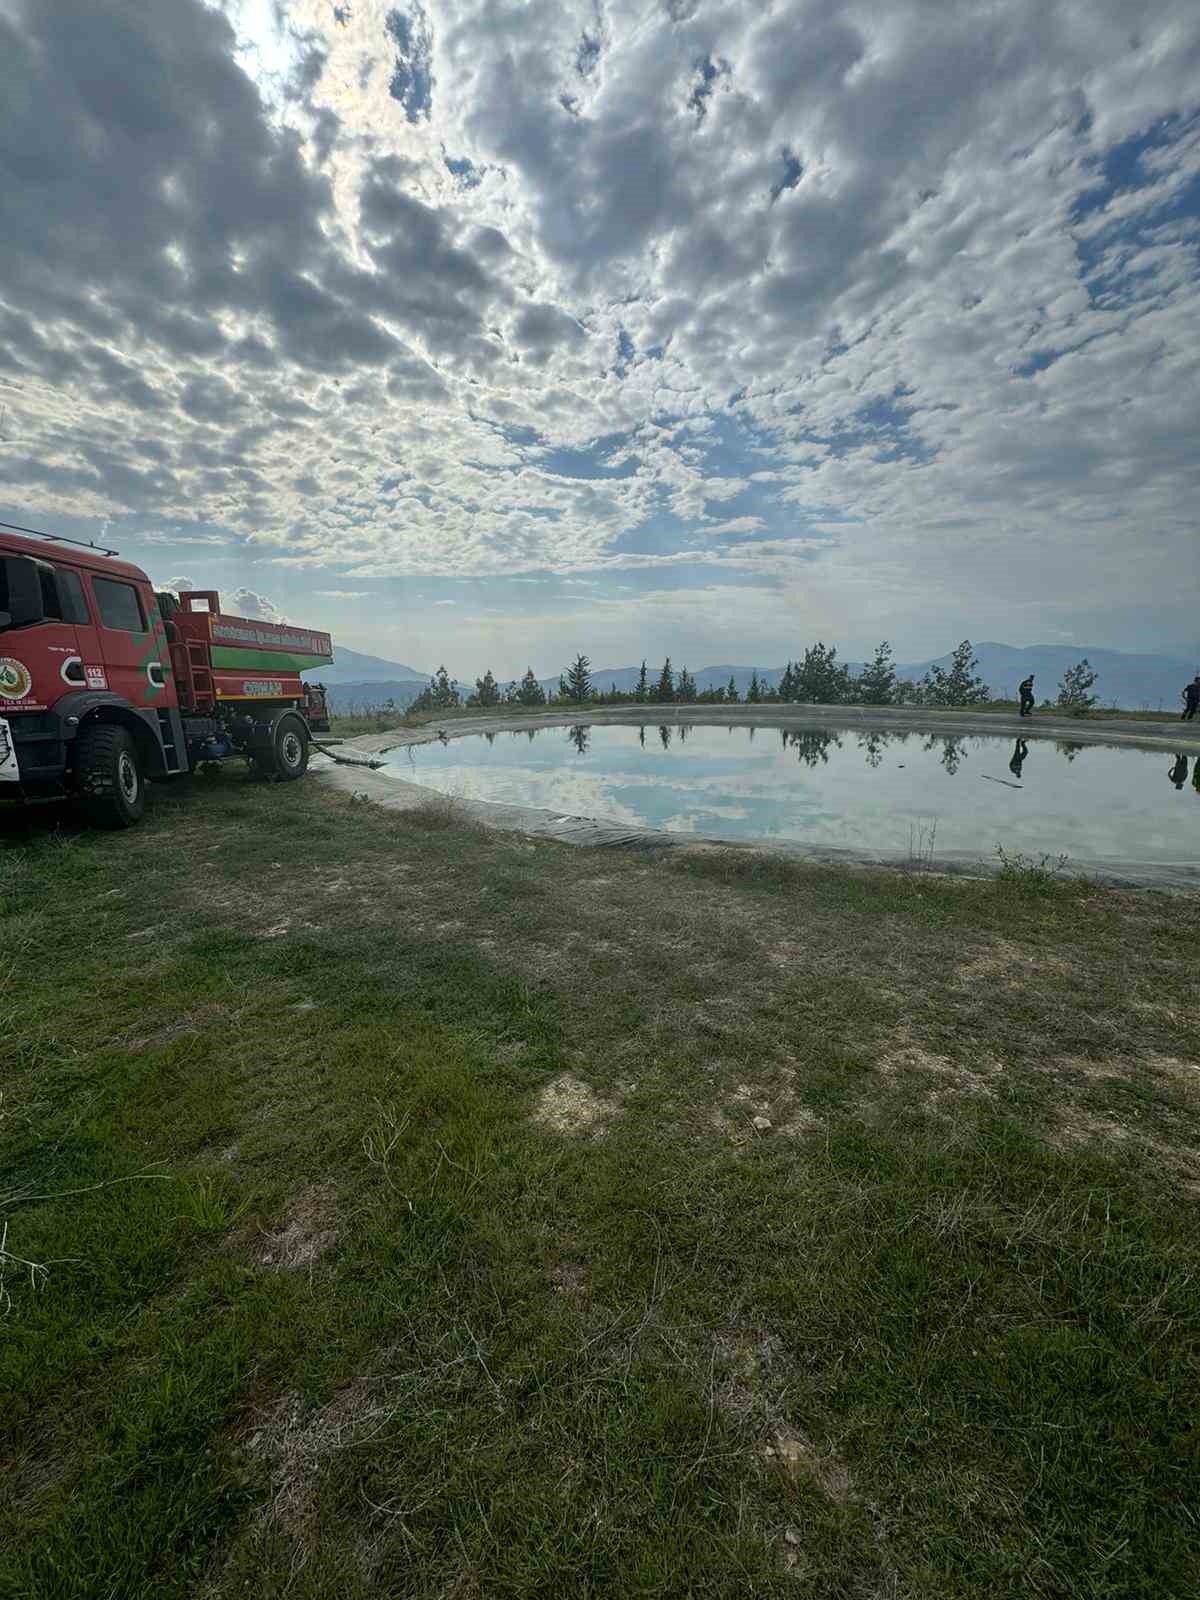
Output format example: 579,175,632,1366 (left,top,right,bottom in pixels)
0,0,1197,650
